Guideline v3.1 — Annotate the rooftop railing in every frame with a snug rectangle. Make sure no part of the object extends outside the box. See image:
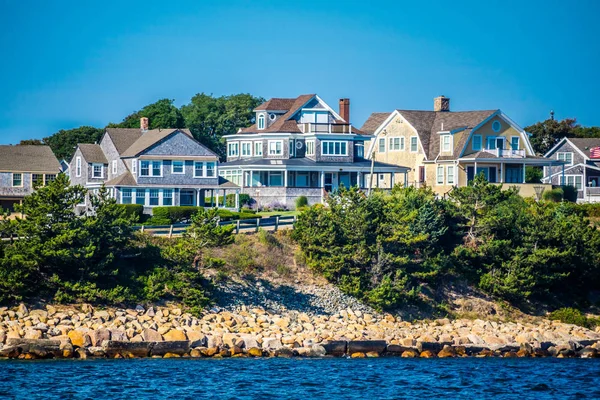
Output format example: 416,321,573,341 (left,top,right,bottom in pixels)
299,123,352,134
